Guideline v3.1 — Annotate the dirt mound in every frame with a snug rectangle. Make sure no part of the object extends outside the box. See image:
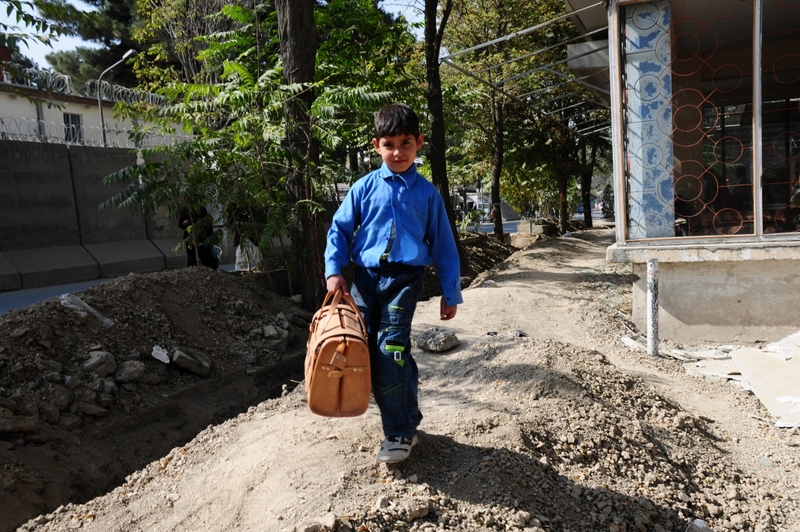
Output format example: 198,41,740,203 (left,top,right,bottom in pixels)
4,227,799,532
0,233,519,531
0,268,312,532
